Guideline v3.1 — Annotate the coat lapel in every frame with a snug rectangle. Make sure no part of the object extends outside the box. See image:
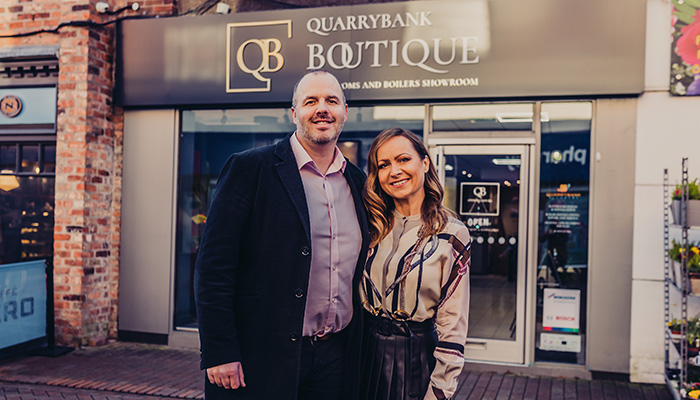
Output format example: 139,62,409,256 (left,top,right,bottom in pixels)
275,135,311,243
344,167,369,248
